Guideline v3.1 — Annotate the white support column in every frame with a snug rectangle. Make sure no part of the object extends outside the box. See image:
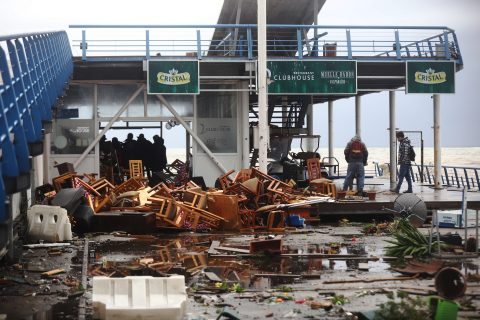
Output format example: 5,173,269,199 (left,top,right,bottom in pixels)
355,95,361,137
257,0,268,173
433,94,442,189
328,100,334,176
241,81,250,169
389,91,397,190
157,95,228,174
43,132,51,184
